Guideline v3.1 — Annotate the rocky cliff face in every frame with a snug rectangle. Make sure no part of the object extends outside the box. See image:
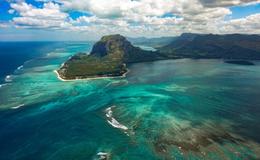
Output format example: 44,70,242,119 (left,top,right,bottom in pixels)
90,34,164,63
90,34,131,57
